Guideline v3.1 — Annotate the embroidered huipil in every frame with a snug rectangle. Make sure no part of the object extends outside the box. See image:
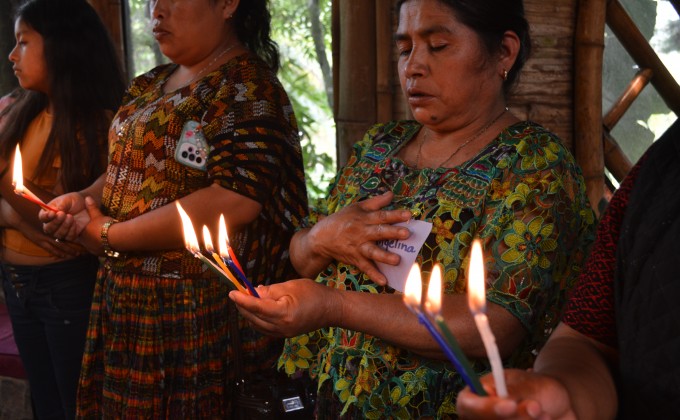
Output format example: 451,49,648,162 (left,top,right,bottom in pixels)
76,53,308,418
280,120,595,418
